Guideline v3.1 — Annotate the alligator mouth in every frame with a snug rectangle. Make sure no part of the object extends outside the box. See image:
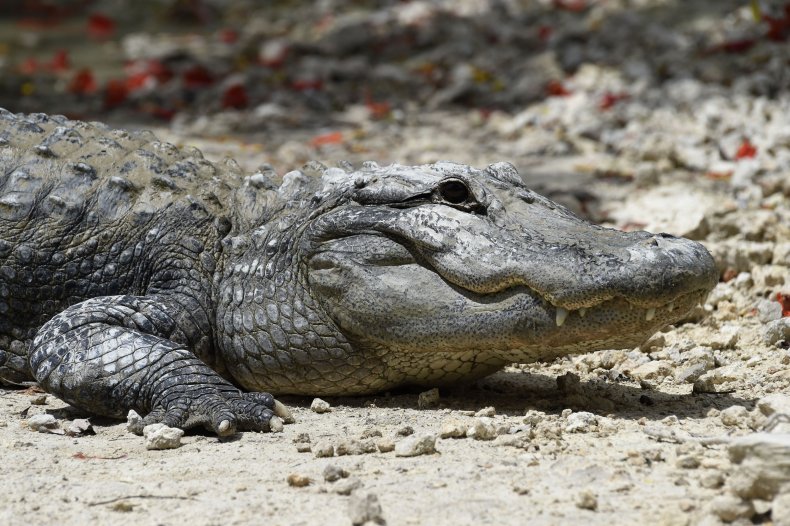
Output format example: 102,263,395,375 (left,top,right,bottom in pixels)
546,288,708,328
